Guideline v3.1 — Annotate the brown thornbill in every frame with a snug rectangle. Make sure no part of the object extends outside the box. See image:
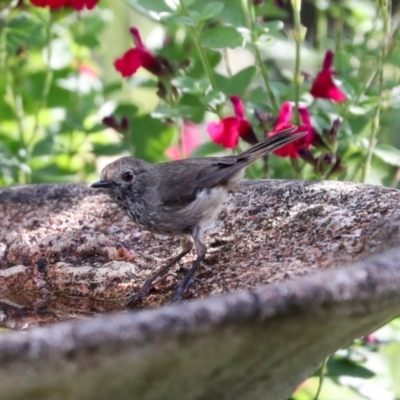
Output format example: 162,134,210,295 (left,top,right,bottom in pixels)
92,127,306,306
